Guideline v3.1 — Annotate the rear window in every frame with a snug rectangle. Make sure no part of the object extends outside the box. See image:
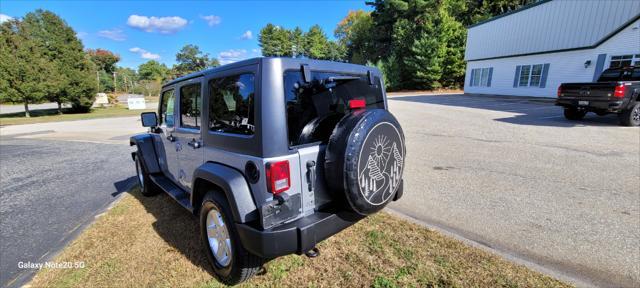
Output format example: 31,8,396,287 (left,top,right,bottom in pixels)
284,70,384,147
598,69,622,82
599,68,640,82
